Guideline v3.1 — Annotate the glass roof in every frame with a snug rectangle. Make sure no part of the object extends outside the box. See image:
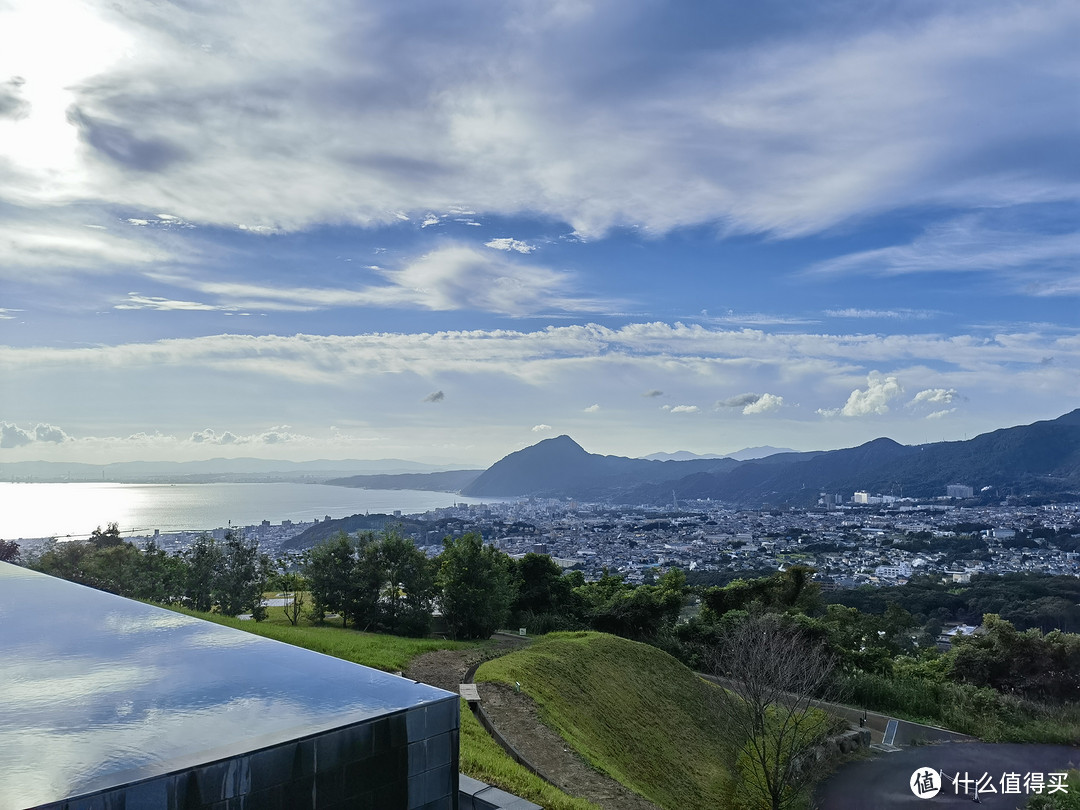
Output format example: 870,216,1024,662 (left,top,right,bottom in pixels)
0,562,454,809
